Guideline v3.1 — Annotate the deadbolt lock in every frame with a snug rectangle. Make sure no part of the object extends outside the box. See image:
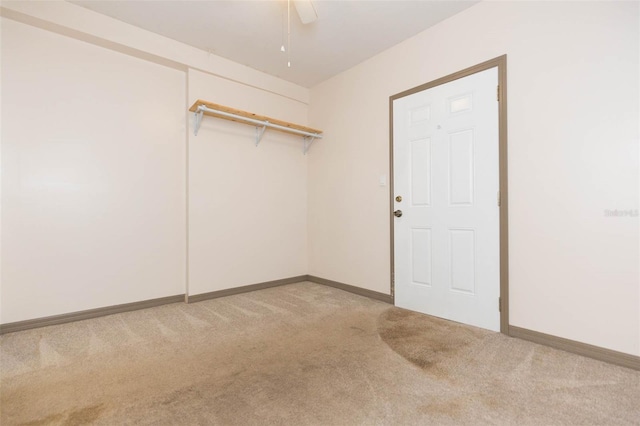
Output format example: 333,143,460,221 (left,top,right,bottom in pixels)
395,195,402,202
